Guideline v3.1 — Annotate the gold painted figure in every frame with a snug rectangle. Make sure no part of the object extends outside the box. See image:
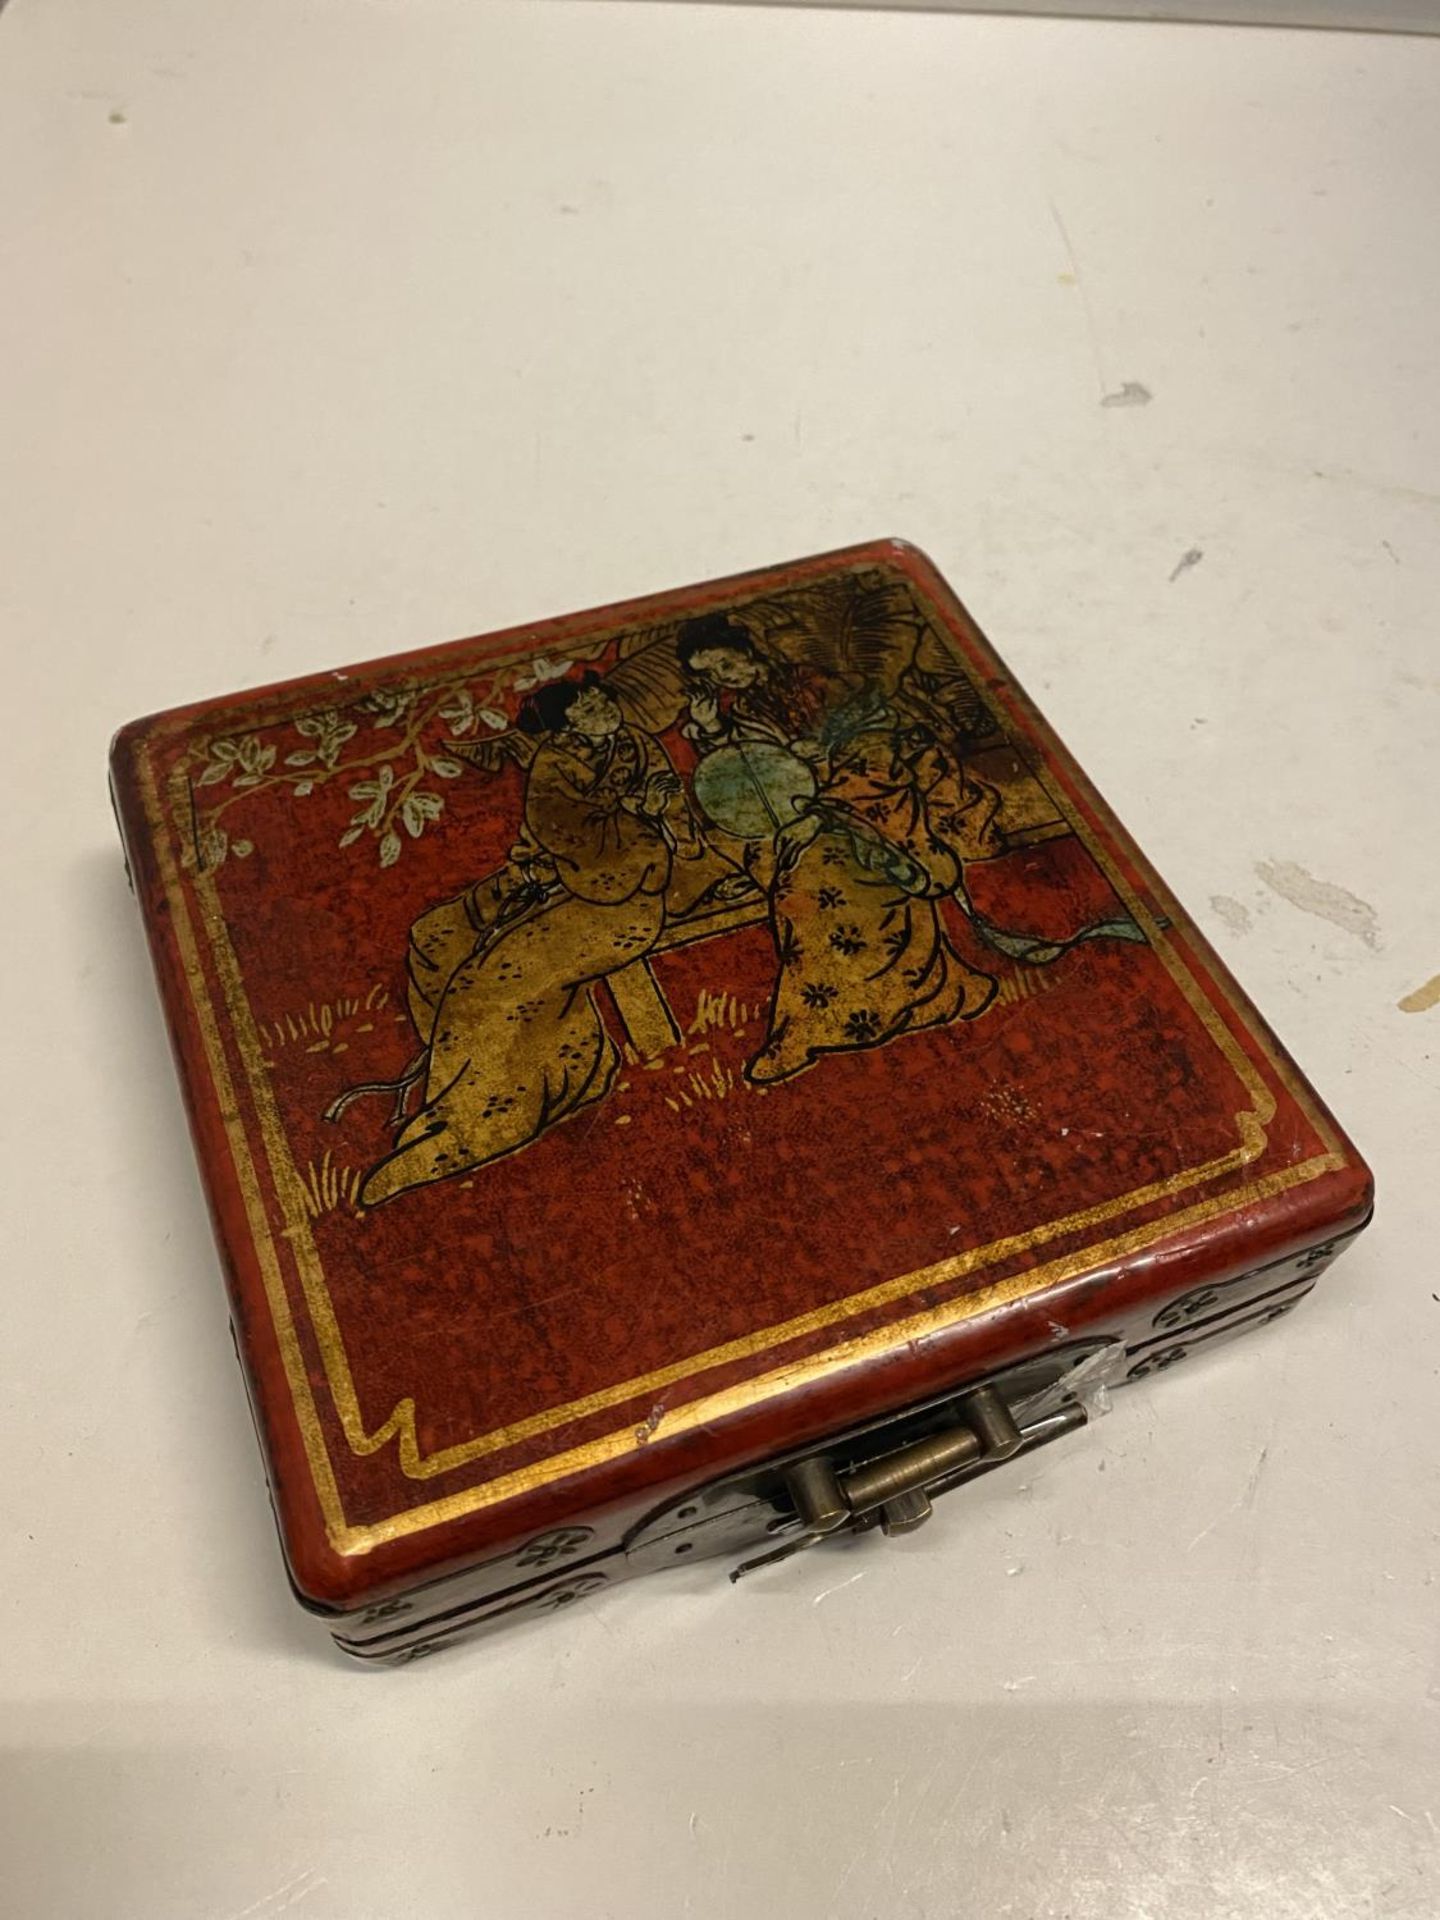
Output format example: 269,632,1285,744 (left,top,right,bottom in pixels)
332,574,1143,1202
354,676,736,1205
